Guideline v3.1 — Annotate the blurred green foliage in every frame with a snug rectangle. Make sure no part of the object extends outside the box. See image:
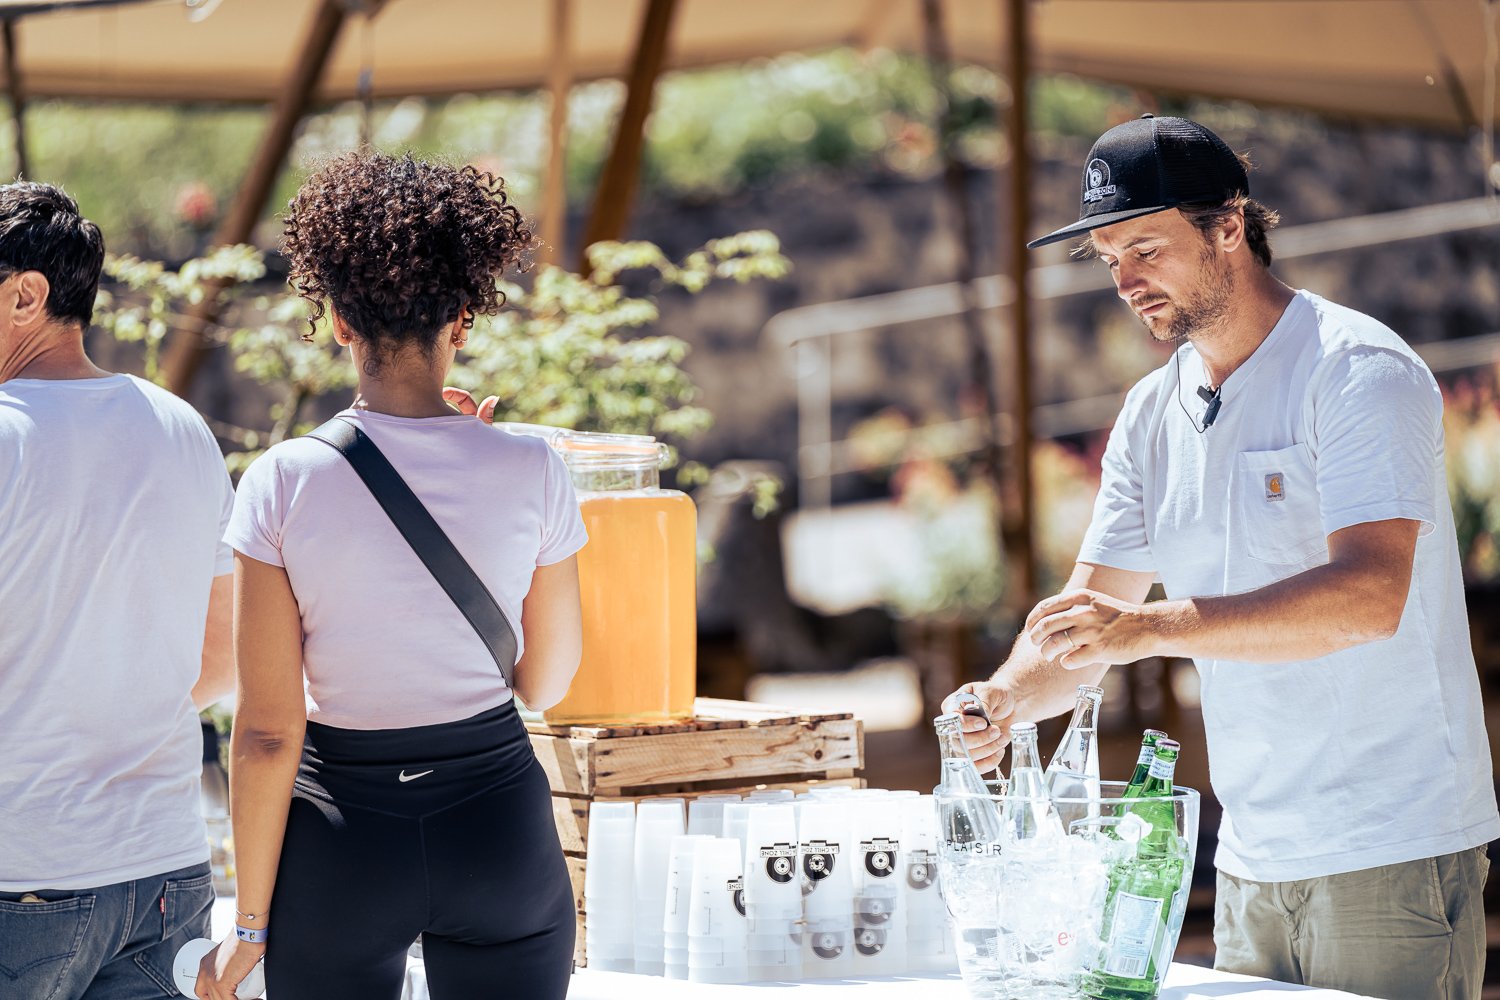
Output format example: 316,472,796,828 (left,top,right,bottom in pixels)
1445,369,1500,582
7,50,1131,259
91,233,790,478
